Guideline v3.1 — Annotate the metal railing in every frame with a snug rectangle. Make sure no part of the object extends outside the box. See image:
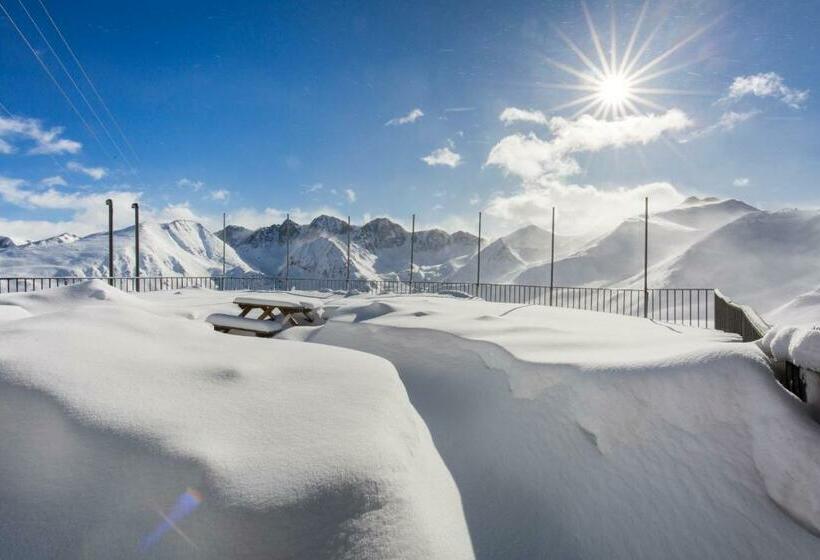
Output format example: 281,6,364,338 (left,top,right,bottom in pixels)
713,289,770,342
0,275,715,327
